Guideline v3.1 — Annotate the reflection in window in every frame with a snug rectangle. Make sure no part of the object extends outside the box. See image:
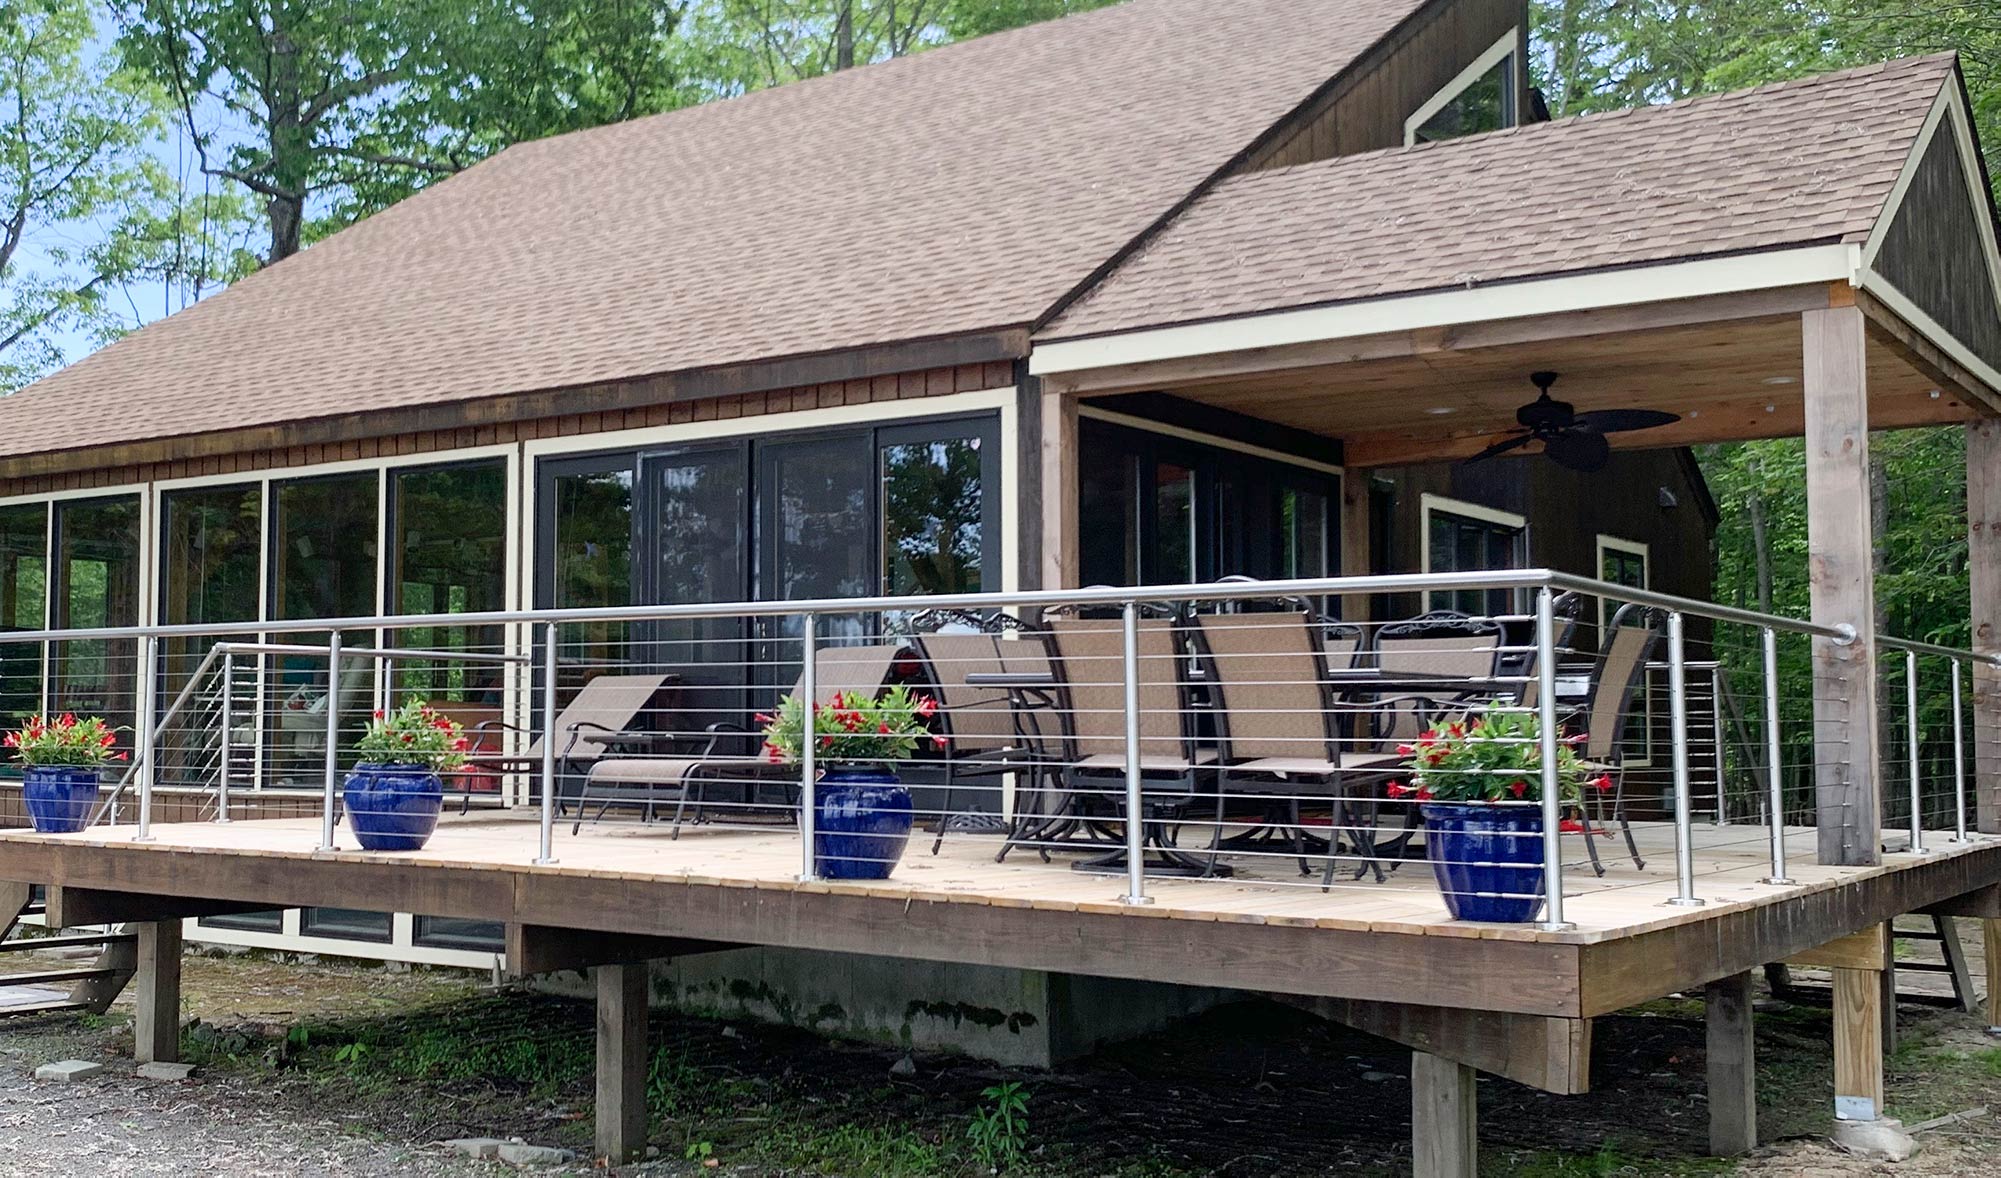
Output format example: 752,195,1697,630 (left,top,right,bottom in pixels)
1080,452,1140,588
761,436,871,652
270,474,379,781
1409,36,1518,146
391,462,506,706
1281,487,1330,580
1426,506,1526,617
1153,463,1195,585
300,907,393,943
53,497,141,742
552,464,633,680
161,484,262,783
882,436,984,596
649,448,744,660
413,915,504,952
0,503,46,733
